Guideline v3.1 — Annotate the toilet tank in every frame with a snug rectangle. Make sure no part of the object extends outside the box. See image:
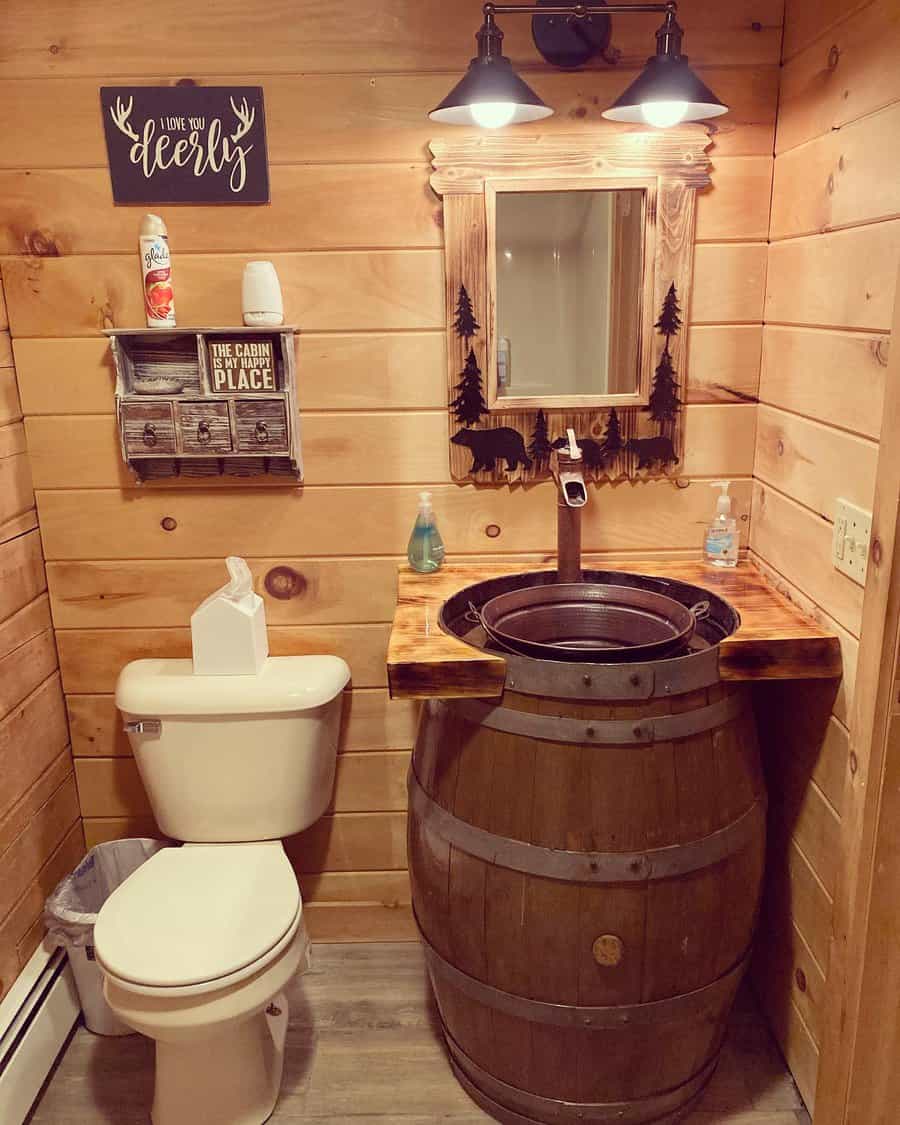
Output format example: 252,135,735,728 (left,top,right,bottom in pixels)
115,656,350,843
